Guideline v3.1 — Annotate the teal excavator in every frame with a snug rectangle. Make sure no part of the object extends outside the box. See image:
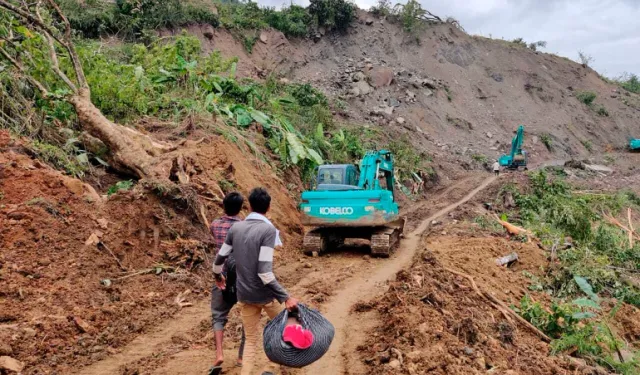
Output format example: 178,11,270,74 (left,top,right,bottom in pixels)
499,125,528,170
299,150,405,257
